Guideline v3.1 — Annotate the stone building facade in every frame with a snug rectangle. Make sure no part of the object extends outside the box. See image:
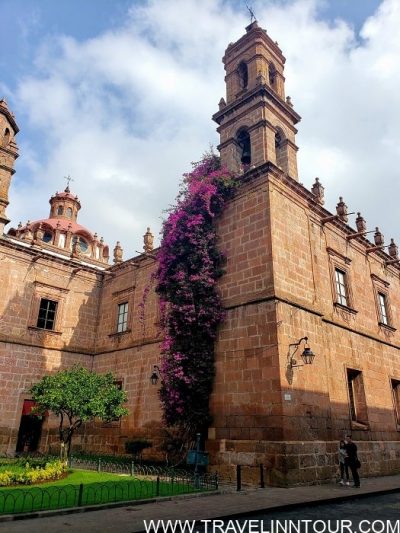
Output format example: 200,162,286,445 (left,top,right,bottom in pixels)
1,21,400,486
